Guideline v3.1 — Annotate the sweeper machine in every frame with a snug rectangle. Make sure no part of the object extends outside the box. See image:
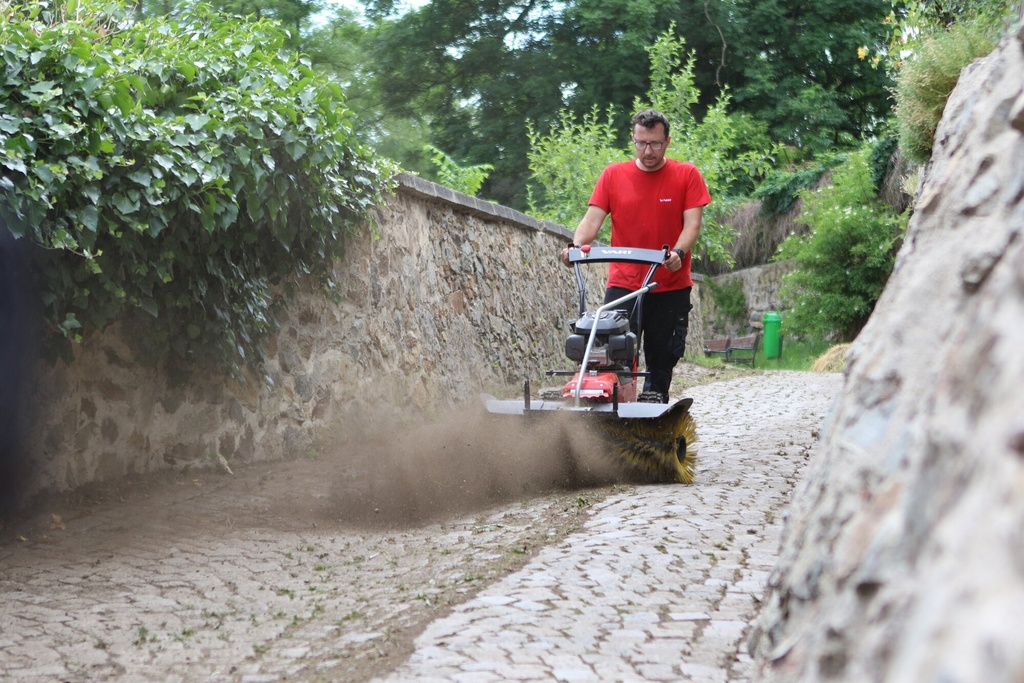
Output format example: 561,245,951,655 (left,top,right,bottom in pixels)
482,244,697,484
